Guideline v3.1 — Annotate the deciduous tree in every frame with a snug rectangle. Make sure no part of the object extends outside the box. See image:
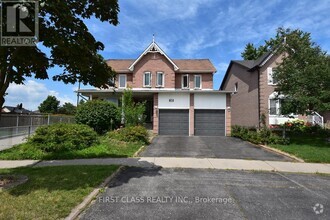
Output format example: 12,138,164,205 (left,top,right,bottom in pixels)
0,1,120,111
